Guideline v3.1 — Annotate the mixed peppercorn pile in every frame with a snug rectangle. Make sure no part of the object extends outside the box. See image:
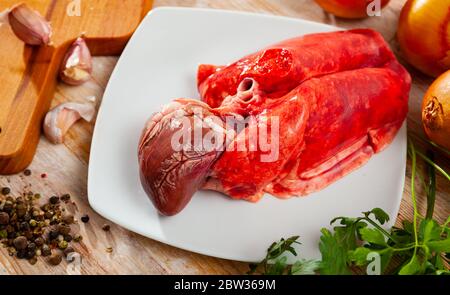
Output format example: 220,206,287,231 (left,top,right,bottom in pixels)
0,187,83,266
